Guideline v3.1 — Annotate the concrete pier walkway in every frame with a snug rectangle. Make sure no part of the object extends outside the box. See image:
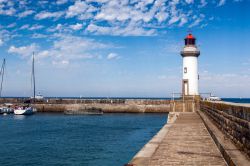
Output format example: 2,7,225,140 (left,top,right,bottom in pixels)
131,112,227,166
